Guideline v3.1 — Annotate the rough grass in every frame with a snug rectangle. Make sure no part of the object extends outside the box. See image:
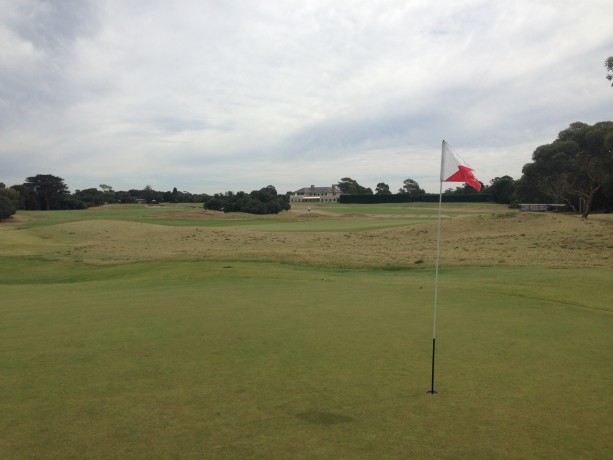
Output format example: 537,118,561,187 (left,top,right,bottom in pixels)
5,203,611,268
1,203,612,459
